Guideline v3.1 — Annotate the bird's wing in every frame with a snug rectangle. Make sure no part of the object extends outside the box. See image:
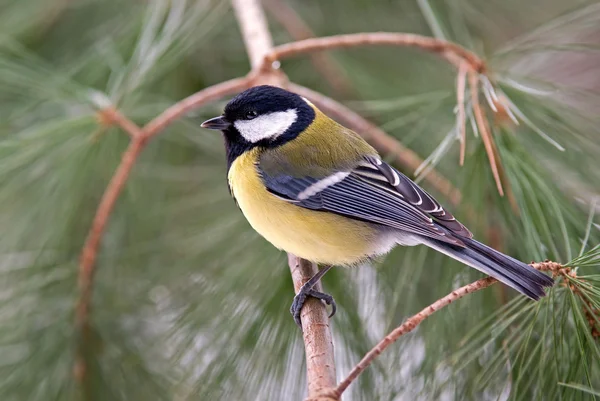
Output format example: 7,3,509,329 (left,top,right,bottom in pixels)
259,155,472,246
